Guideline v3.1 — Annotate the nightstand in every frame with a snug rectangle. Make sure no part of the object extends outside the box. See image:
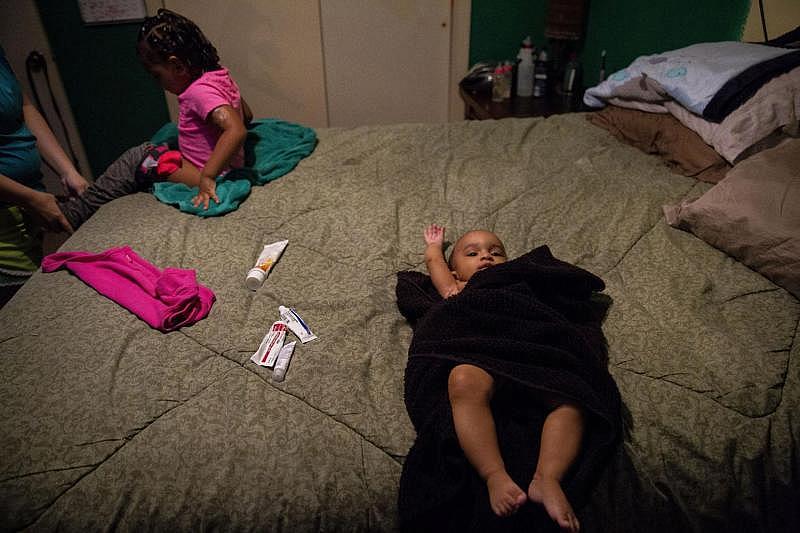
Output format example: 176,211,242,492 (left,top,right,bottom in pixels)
459,86,586,120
